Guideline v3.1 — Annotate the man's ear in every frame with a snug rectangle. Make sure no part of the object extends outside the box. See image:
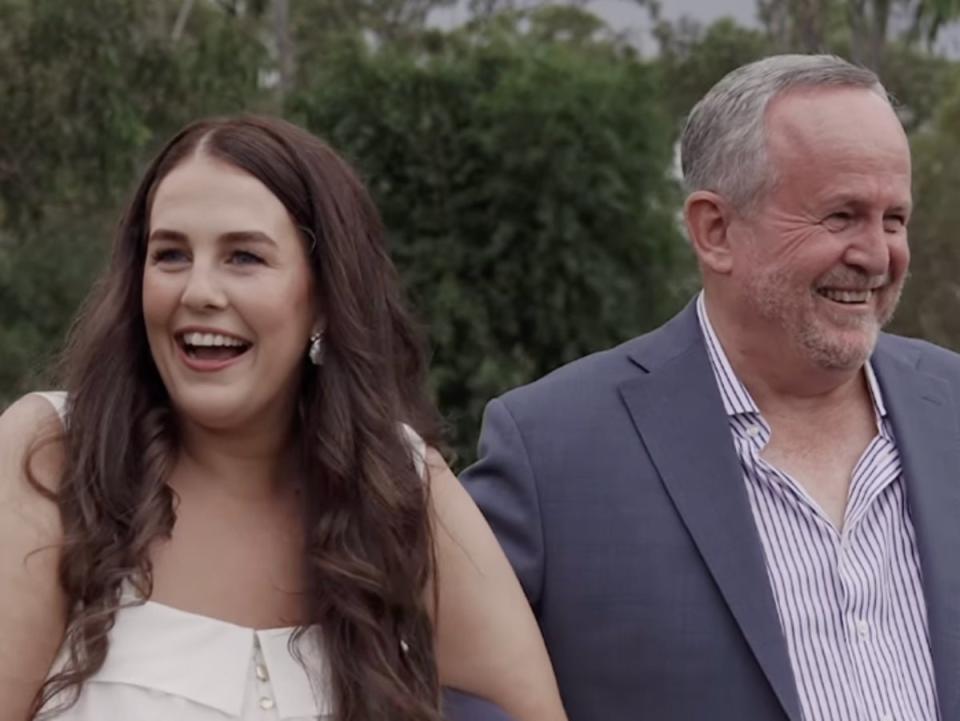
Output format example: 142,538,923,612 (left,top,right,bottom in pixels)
683,190,737,275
